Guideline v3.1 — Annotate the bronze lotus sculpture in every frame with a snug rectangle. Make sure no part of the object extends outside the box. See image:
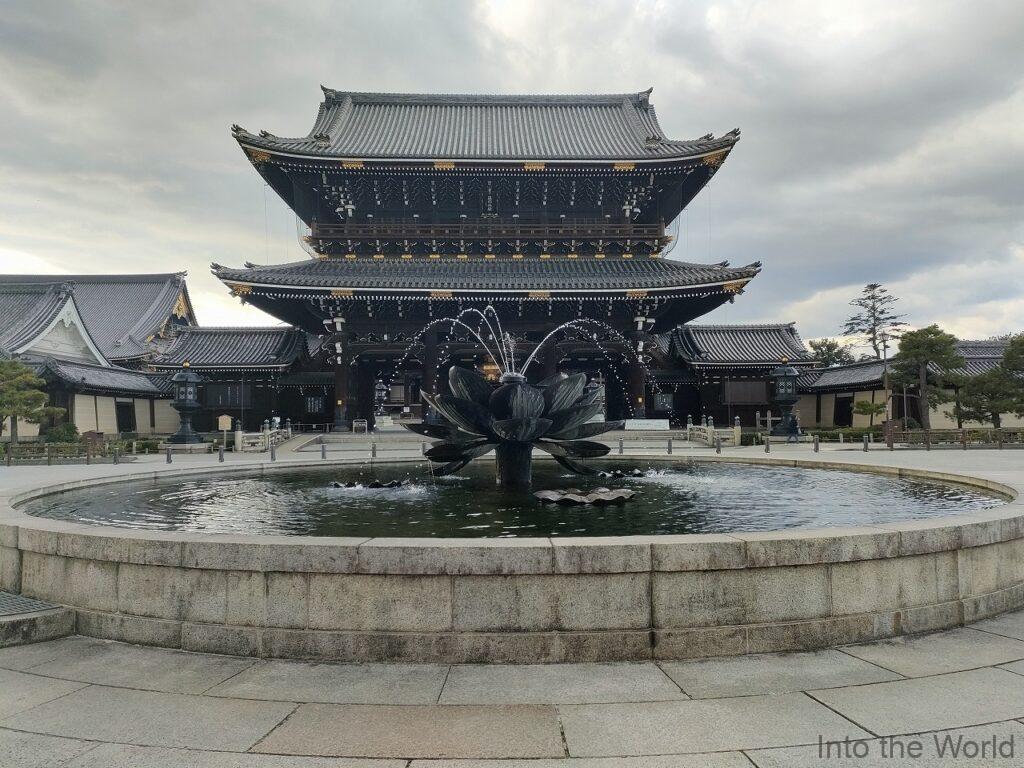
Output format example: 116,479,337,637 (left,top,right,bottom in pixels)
404,366,623,489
